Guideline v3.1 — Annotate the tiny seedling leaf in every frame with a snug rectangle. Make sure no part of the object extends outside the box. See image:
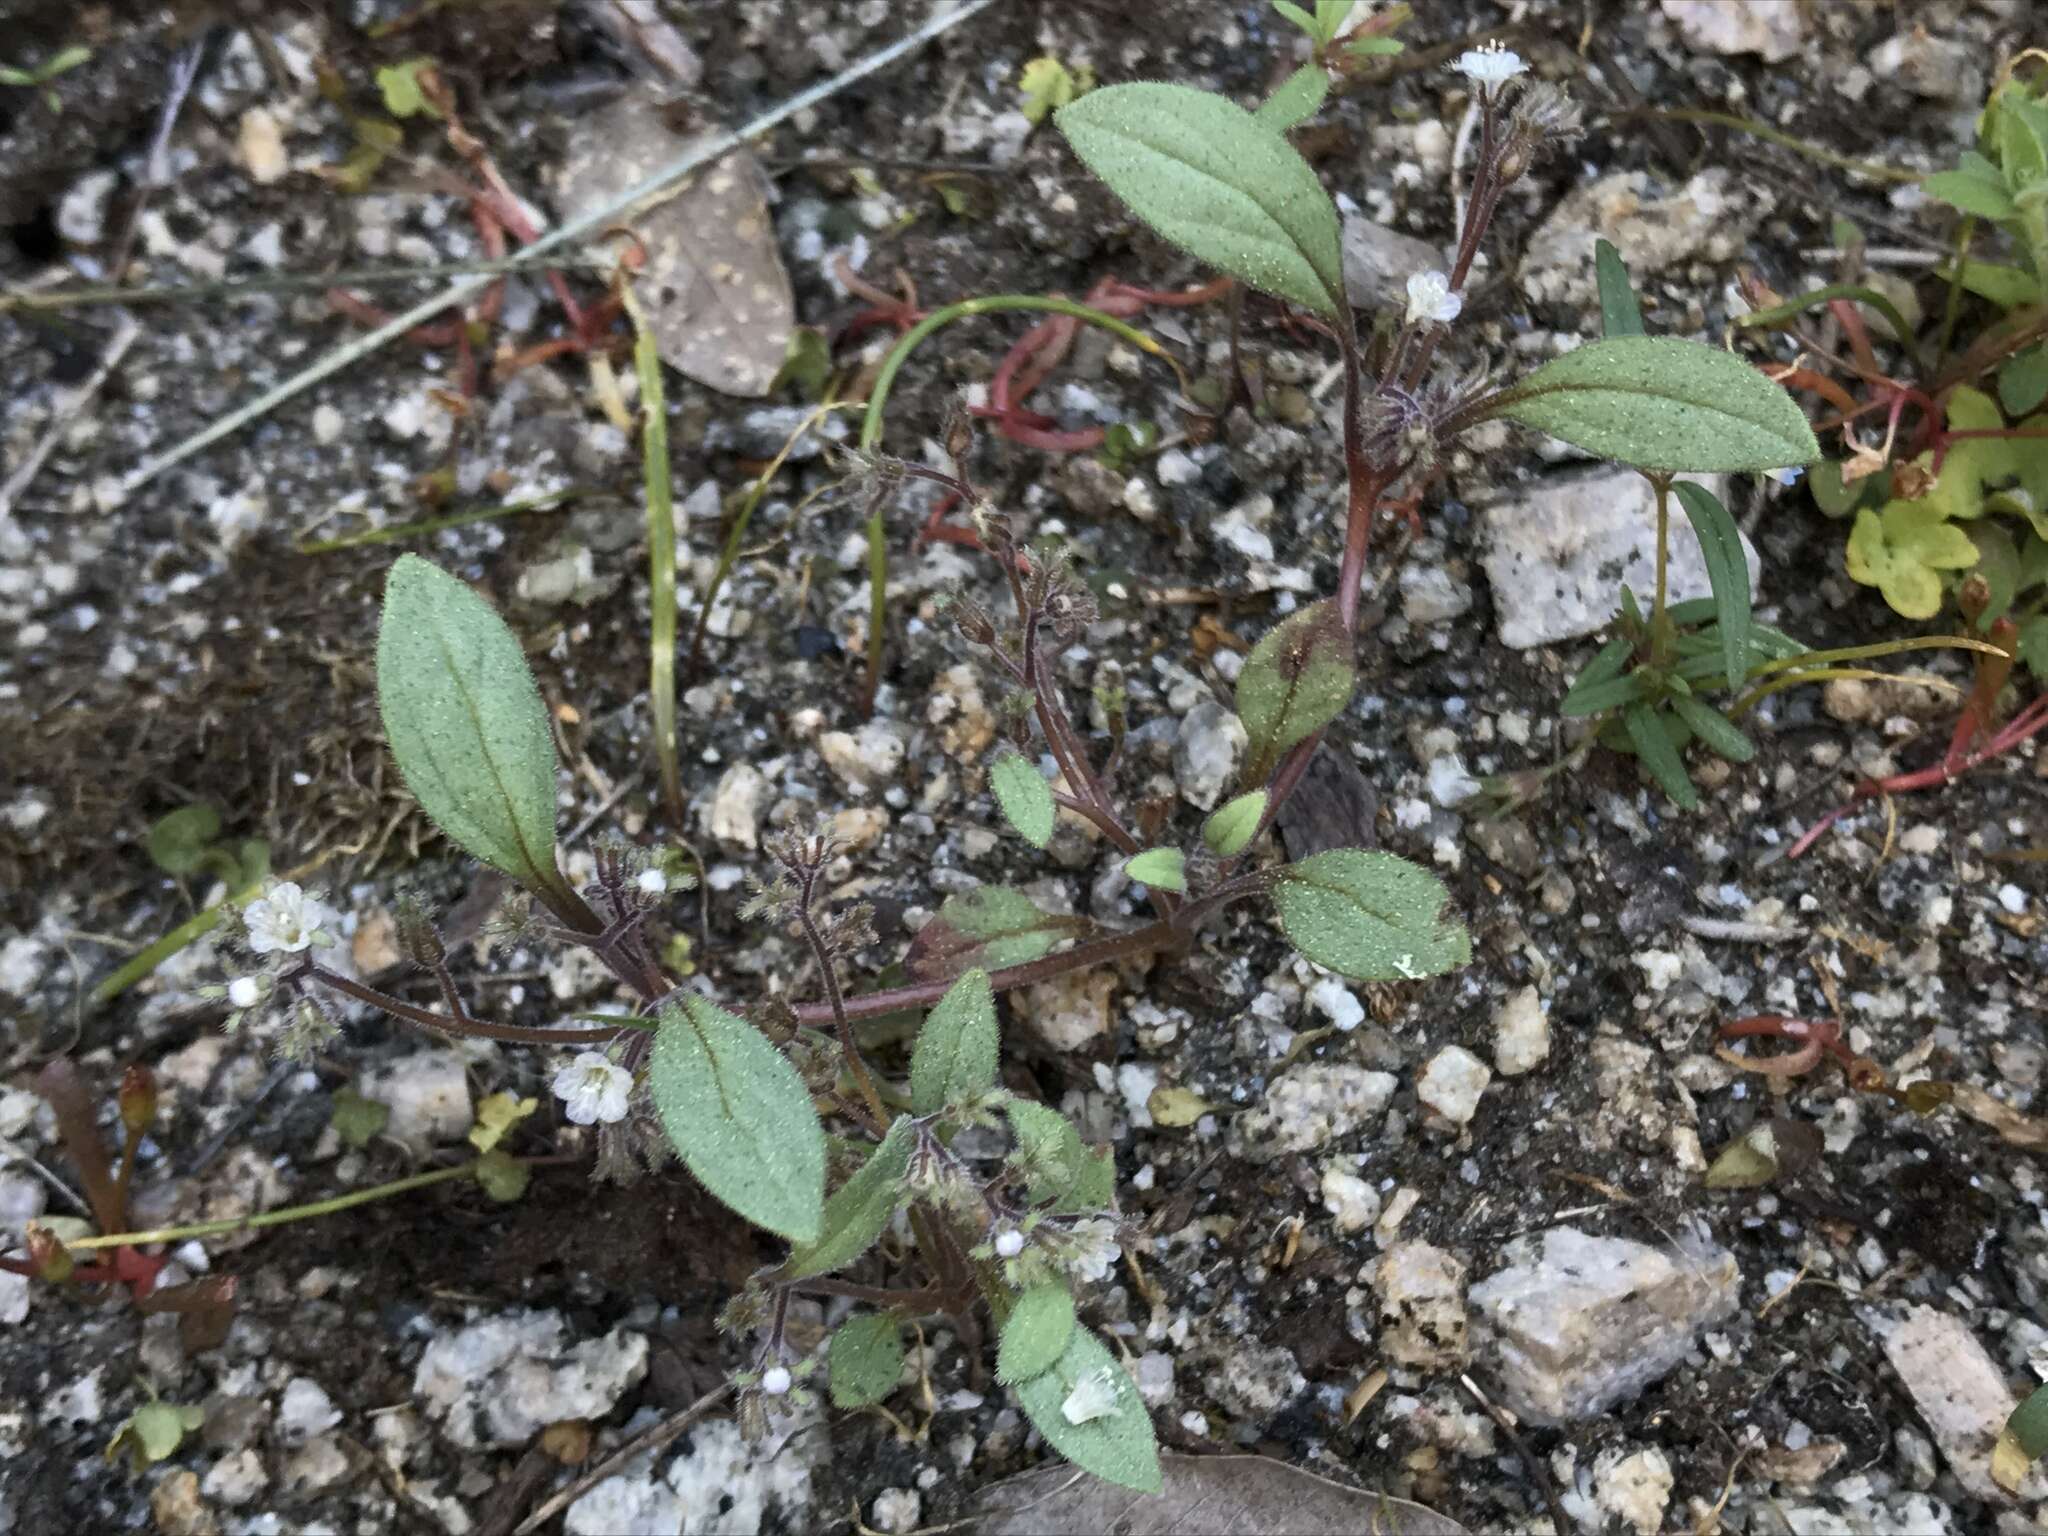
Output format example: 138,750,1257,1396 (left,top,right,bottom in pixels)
829,1314,906,1409
998,1285,1079,1385
1807,458,1874,518
1923,153,2016,221
106,1401,204,1472
1020,56,1091,126
1235,599,1355,782
1124,847,1188,892
785,1118,913,1279
1999,345,2048,417
472,1148,530,1203
1594,238,1645,337
1623,703,1699,809
1496,336,1820,472
649,996,825,1243
904,886,1092,983
376,556,565,895
1202,790,1268,856
467,1091,537,1153
1006,1099,1085,1204
376,58,436,119
1271,849,1469,981
1014,1327,1161,1493
1057,1143,1118,1214
147,804,222,876
1671,480,1752,690
1254,64,1329,134
2020,616,2048,677
330,1086,390,1149
1057,83,1345,319
1272,0,1321,41
1845,501,1980,619
990,751,1057,849
909,968,999,1115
